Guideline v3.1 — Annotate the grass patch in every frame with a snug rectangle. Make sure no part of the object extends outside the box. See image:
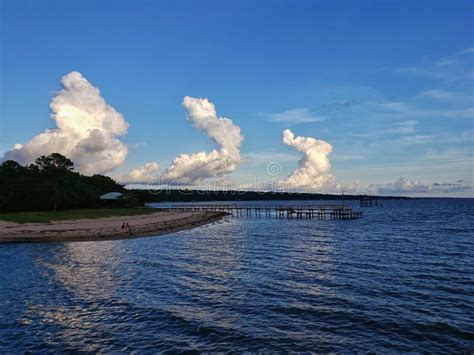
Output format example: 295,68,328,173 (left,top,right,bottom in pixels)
0,208,158,224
